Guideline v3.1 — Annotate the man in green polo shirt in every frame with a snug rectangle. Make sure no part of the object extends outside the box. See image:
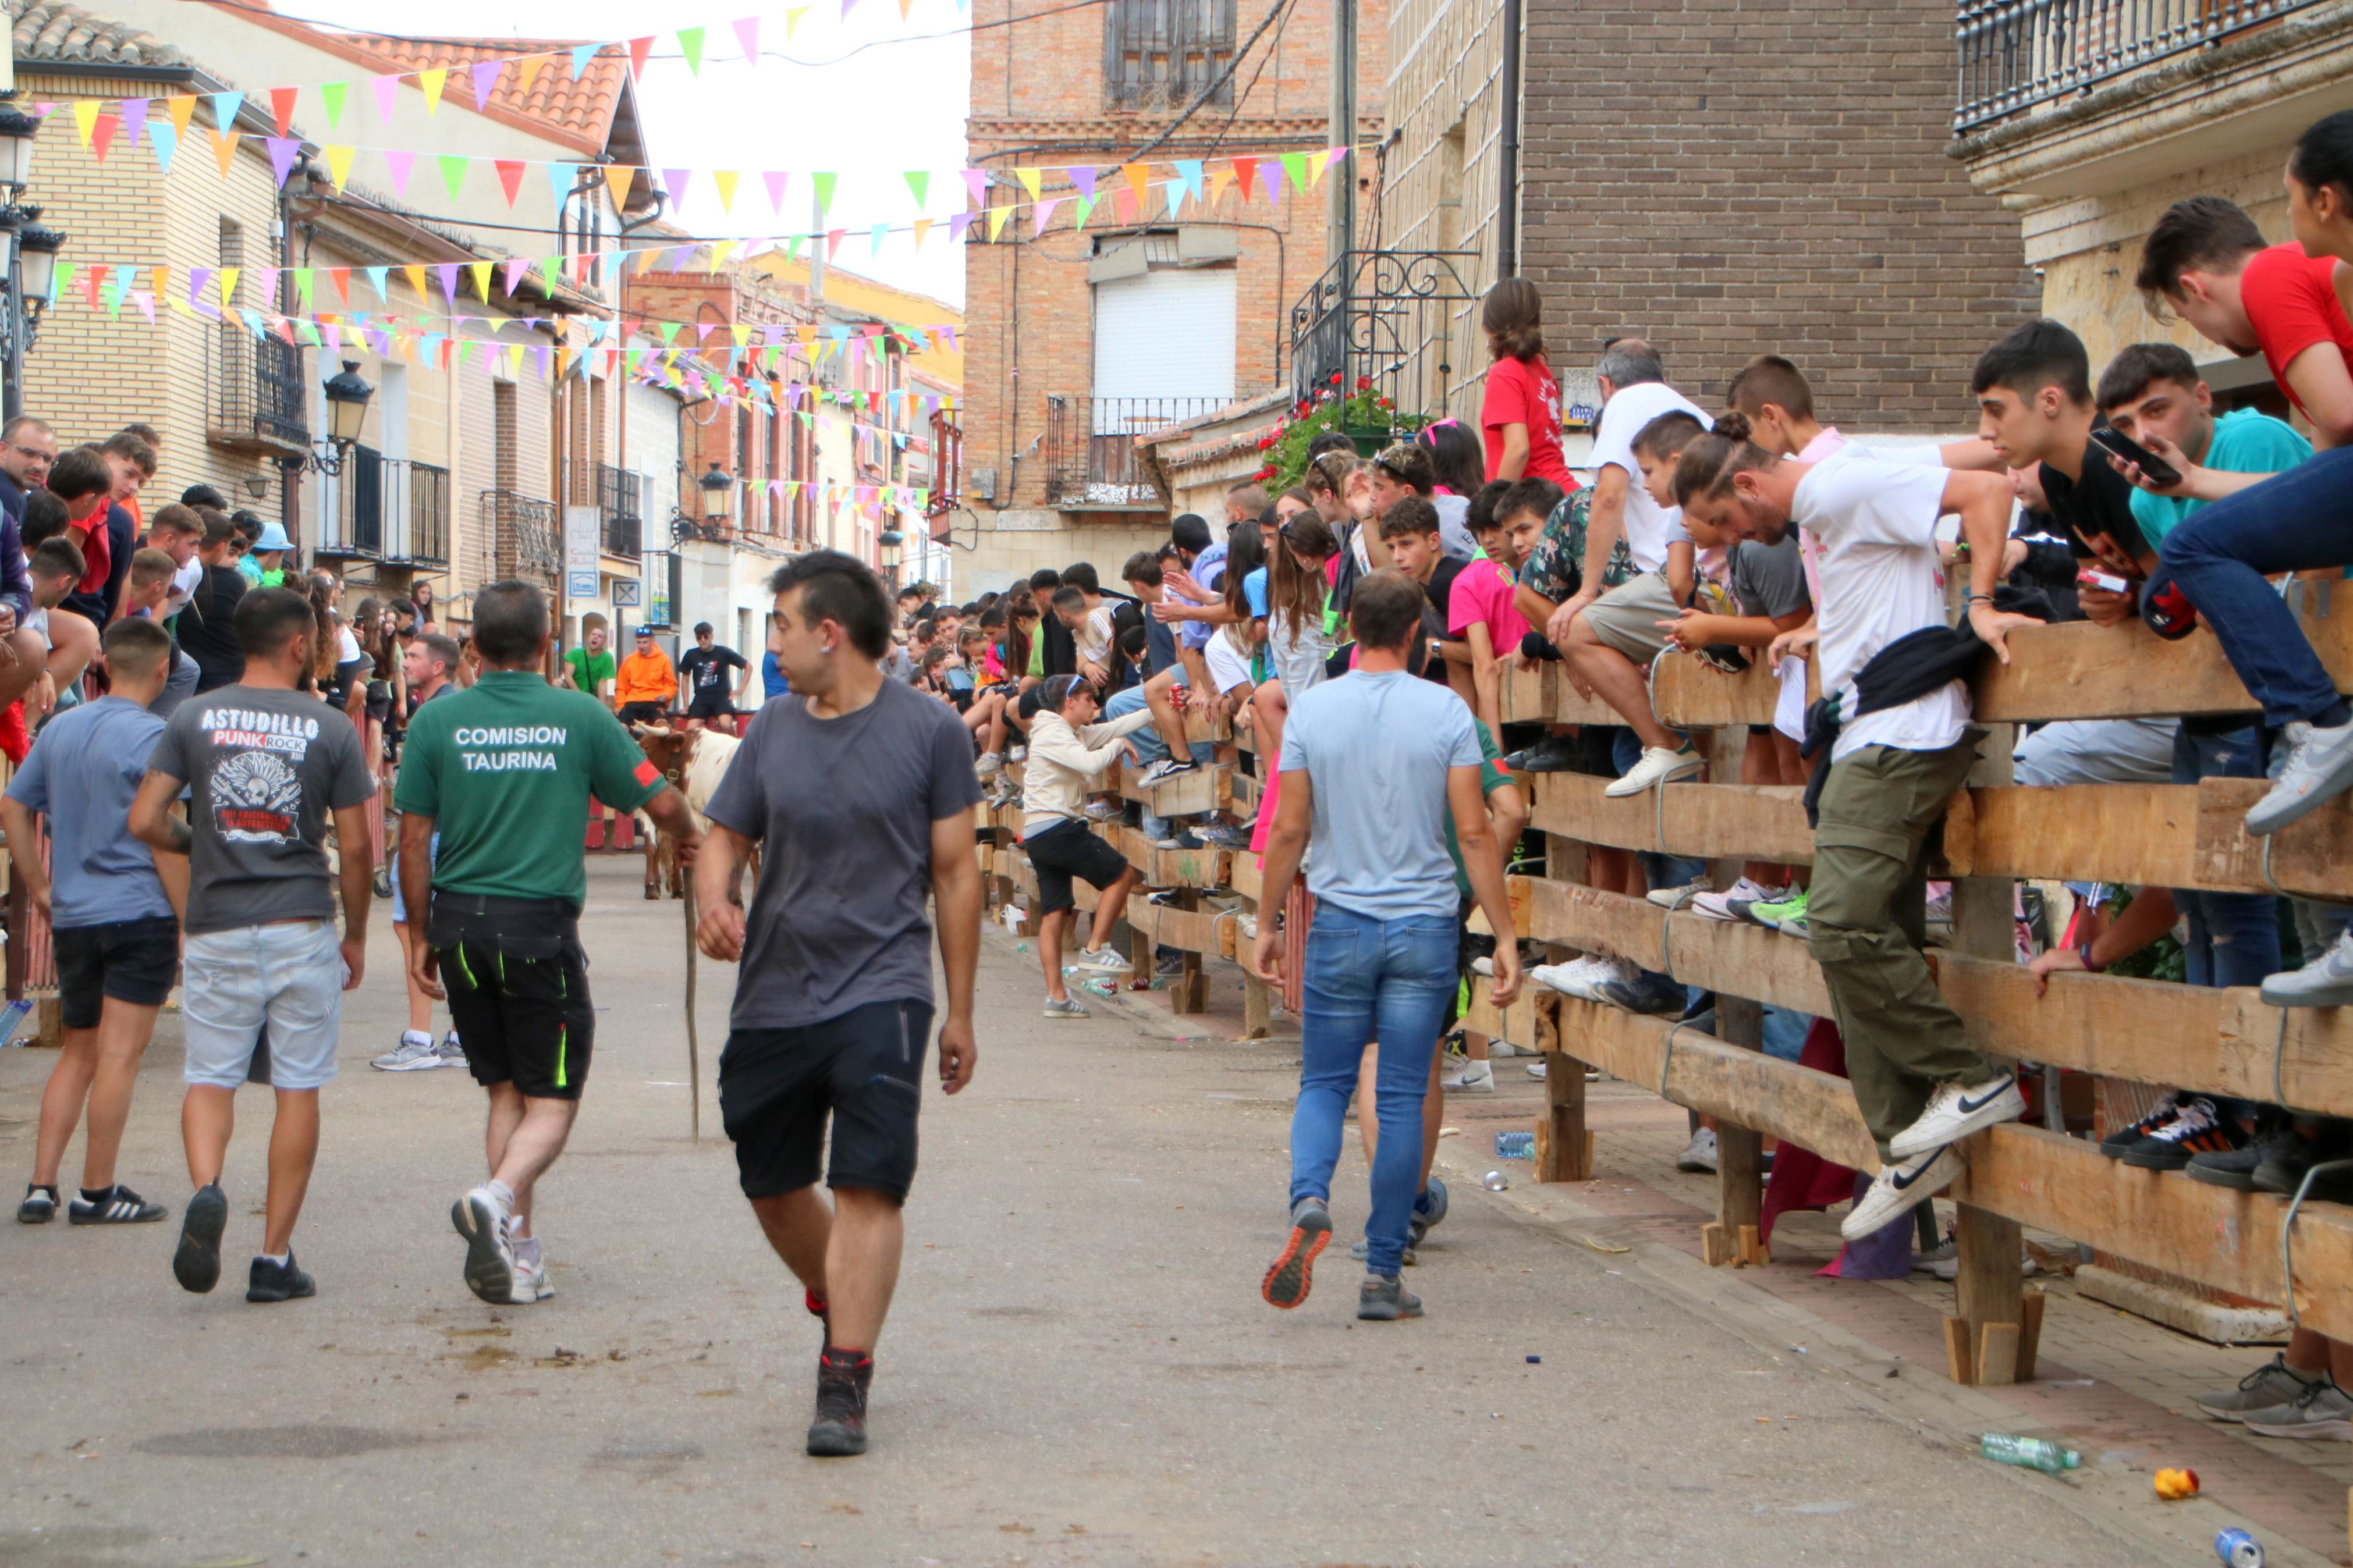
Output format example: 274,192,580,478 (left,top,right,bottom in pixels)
397,579,704,1307
563,624,617,706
